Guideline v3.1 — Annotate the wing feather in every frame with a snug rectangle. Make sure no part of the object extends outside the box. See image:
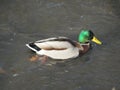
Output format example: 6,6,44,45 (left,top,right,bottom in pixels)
34,37,76,50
